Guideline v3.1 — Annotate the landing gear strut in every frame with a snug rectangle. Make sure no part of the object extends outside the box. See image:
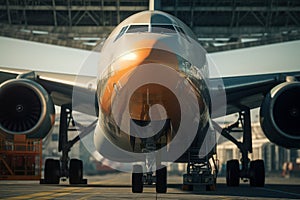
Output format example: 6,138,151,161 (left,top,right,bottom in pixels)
182,148,218,191
41,104,96,185
131,164,167,193
214,108,265,187
130,119,170,193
